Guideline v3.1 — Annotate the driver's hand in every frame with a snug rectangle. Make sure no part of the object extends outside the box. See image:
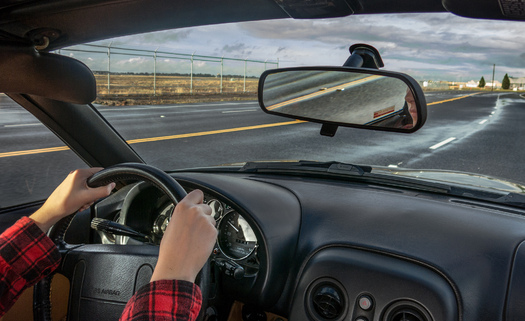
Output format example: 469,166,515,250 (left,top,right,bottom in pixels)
151,189,217,283
30,168,115,233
